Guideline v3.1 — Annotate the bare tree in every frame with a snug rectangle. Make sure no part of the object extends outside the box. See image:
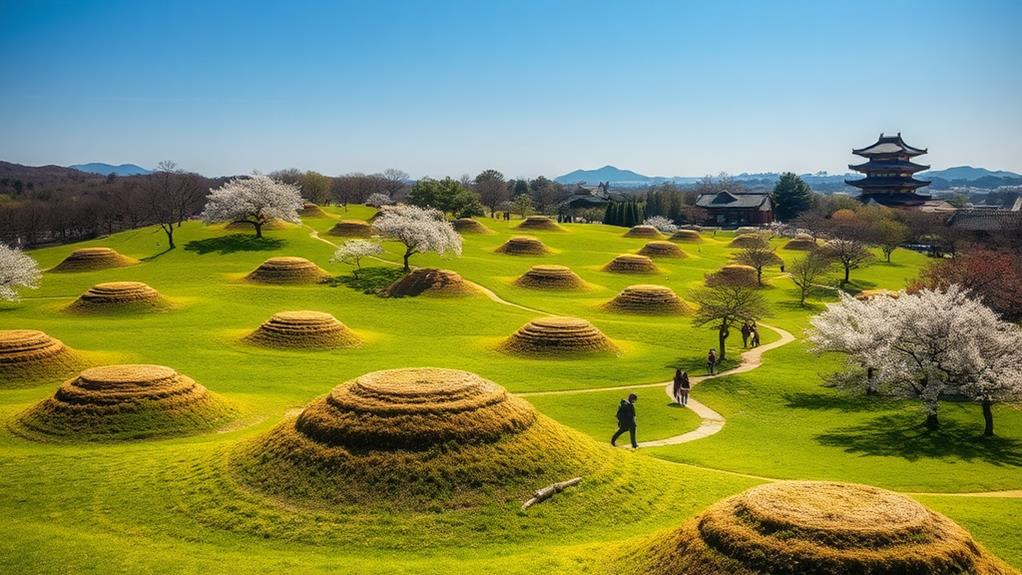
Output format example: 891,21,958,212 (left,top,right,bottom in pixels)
789,250,834,306
382,169,409,198
475,169,507,217
140,161,204,250
692,284,768,361
820,238,874,284
735,246,782,286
